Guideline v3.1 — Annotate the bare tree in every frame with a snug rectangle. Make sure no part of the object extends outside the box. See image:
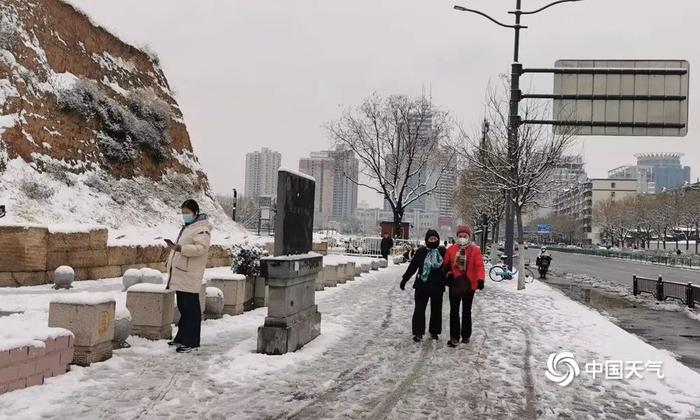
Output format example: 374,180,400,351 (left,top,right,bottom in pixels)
455,168,506,262
459,78,579,289
327,93,457,237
